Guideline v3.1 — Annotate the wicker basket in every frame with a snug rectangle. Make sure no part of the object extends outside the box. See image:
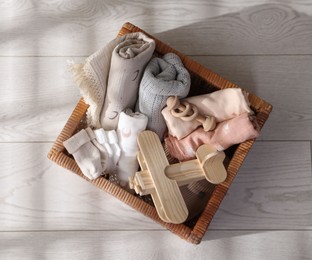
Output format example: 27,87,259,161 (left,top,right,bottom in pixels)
48,22,272,244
